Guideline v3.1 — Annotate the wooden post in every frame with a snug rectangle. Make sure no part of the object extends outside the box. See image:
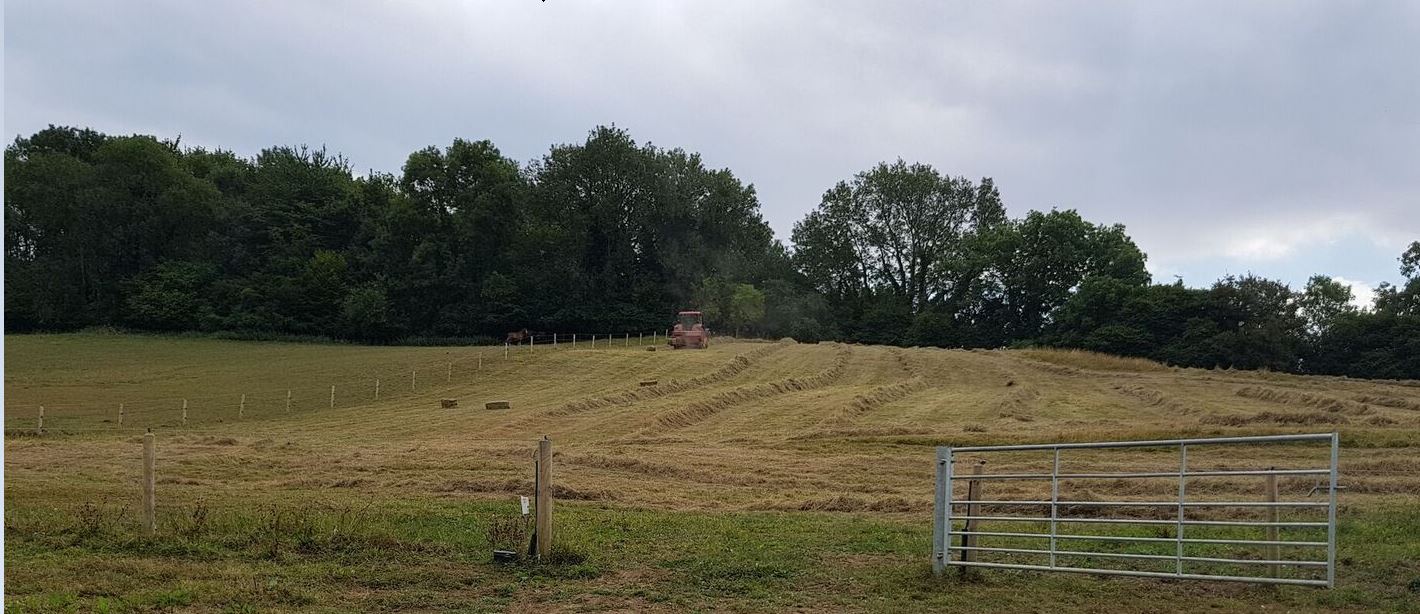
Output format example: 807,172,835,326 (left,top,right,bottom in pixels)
143,429,156,535
625,333,629,346
412,369,417,392
591,334,595,348
572,334,577,348
285,390,292,412
330,385,336,409
478,355,483,370
118,403,125,426
375,378,381,400
36,405,44,435
554,333,558,347
535,436,554,561
959,460,985,577
1266,469,1280,578
504,343,509,359
447,362,453,383
239,394,246,418
182,399,188,426
639,332,643,346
